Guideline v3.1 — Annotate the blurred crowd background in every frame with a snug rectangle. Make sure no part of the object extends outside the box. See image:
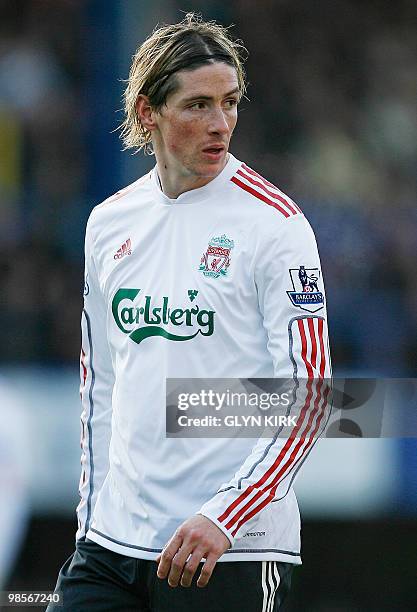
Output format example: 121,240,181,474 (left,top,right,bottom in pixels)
1,0,416,374
0,0,416,610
